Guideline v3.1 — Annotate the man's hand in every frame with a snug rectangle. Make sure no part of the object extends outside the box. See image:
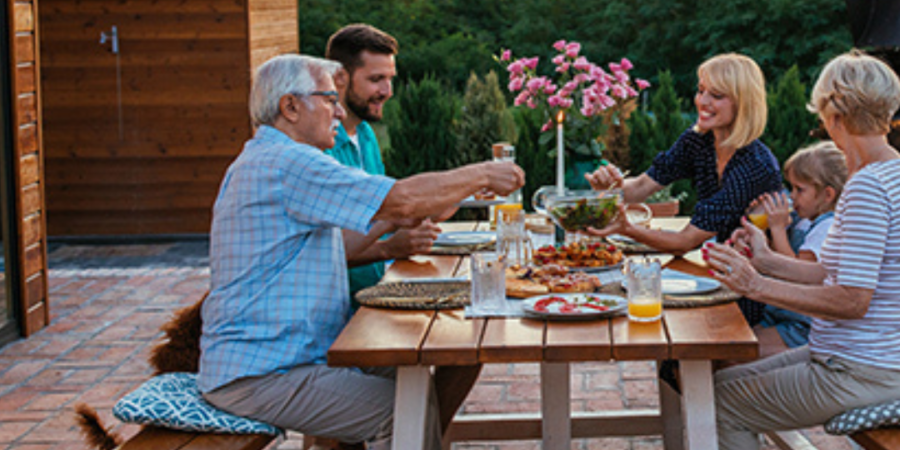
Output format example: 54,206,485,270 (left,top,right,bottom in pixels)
383,219,441,259
483,161,525,196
